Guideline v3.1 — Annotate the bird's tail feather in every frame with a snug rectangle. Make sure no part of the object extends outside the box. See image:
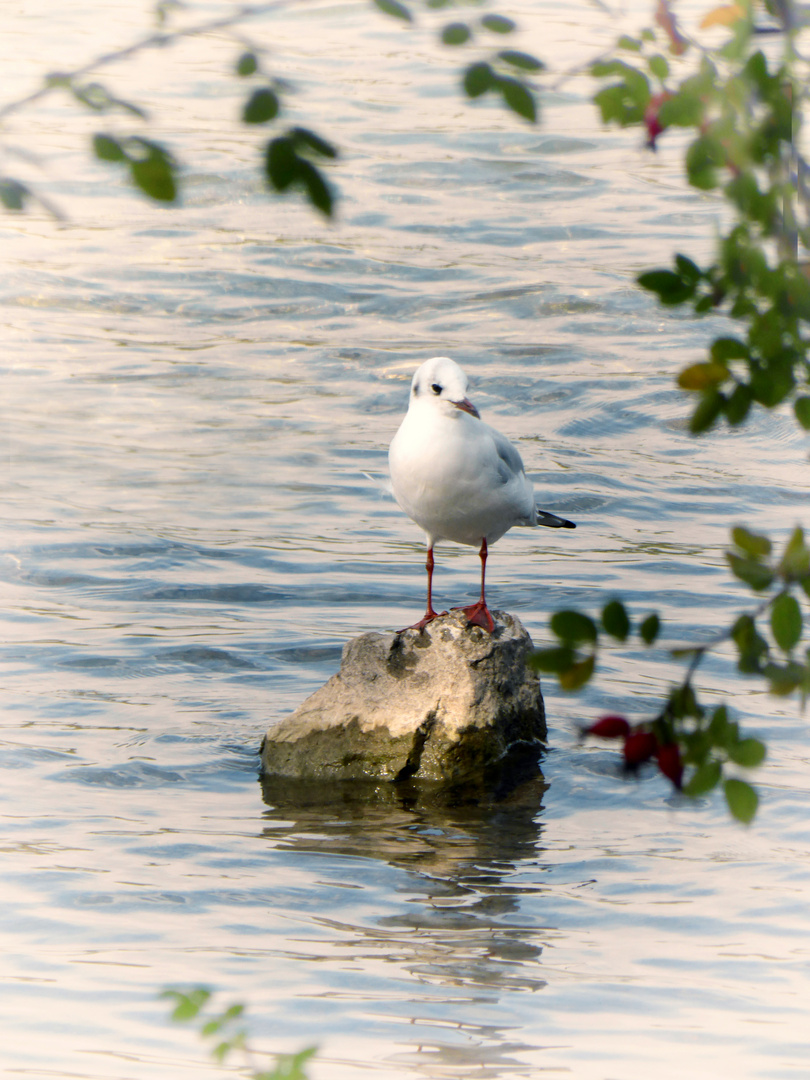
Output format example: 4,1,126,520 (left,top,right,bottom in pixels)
536,508,576,529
